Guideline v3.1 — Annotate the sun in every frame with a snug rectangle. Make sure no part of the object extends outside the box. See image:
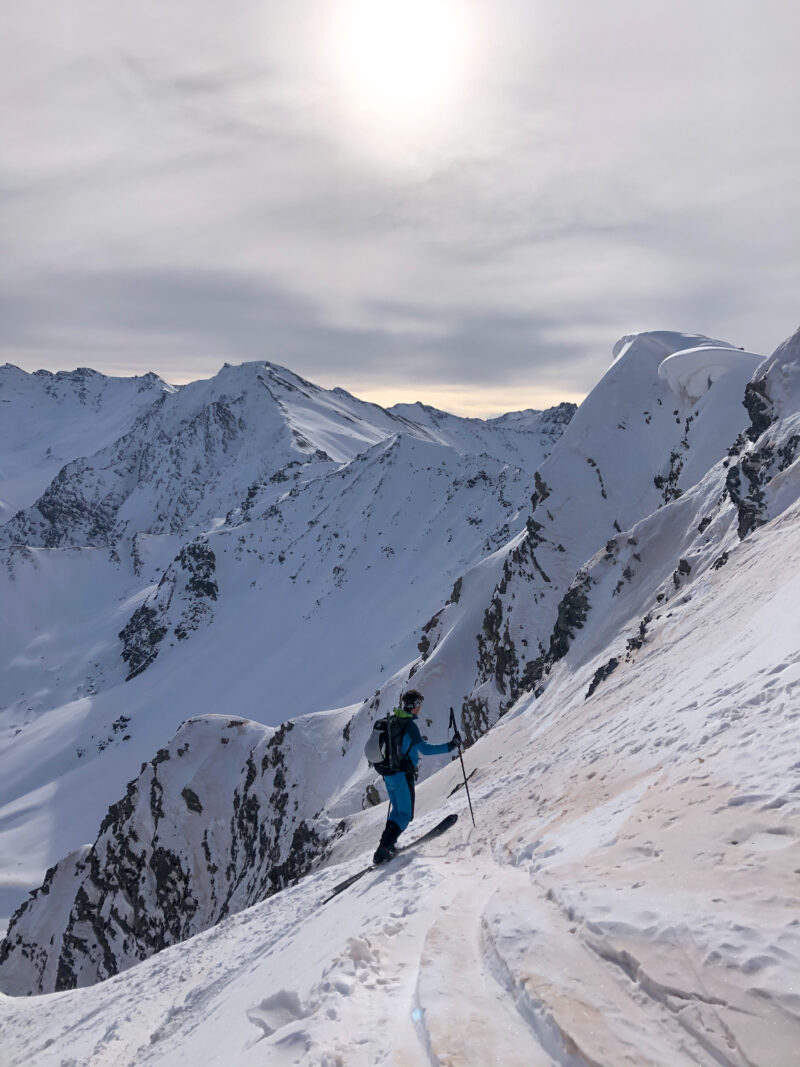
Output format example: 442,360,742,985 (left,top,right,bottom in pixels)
330,0,474,157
